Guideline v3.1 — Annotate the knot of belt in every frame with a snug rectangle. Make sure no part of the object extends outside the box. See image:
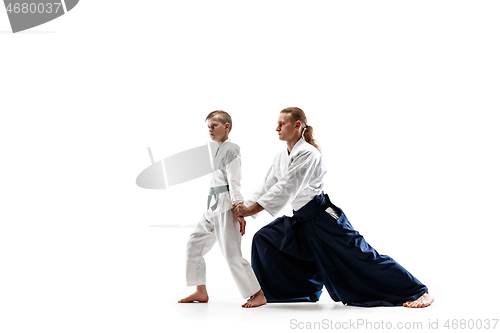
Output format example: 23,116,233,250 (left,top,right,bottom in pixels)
207,185,230,211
